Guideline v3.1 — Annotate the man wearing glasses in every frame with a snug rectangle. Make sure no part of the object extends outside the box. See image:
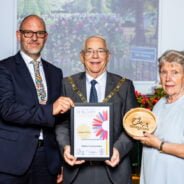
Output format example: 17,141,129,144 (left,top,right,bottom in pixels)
0,15,74,184
56,35,138,184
